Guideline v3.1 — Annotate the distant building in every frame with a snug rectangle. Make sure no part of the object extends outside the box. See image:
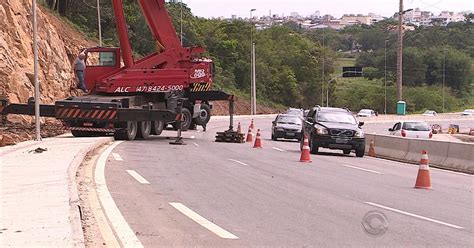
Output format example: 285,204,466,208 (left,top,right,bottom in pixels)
431,11,465,26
